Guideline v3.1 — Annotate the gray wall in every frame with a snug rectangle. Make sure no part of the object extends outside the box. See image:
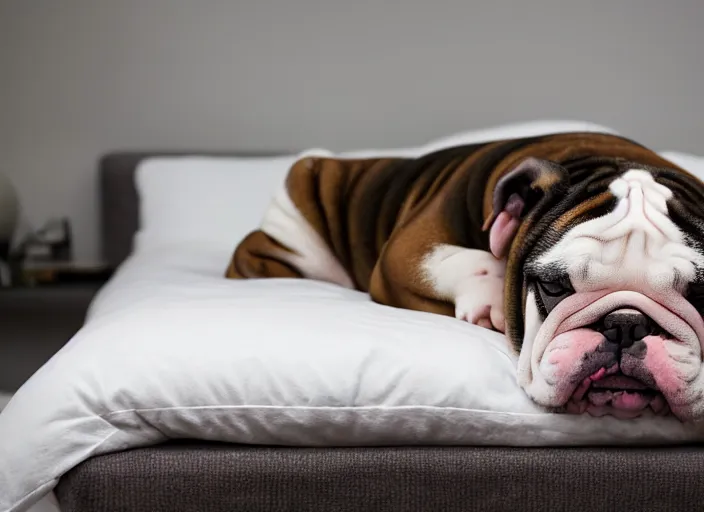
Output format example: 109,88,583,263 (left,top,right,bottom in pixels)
1,0,702,262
